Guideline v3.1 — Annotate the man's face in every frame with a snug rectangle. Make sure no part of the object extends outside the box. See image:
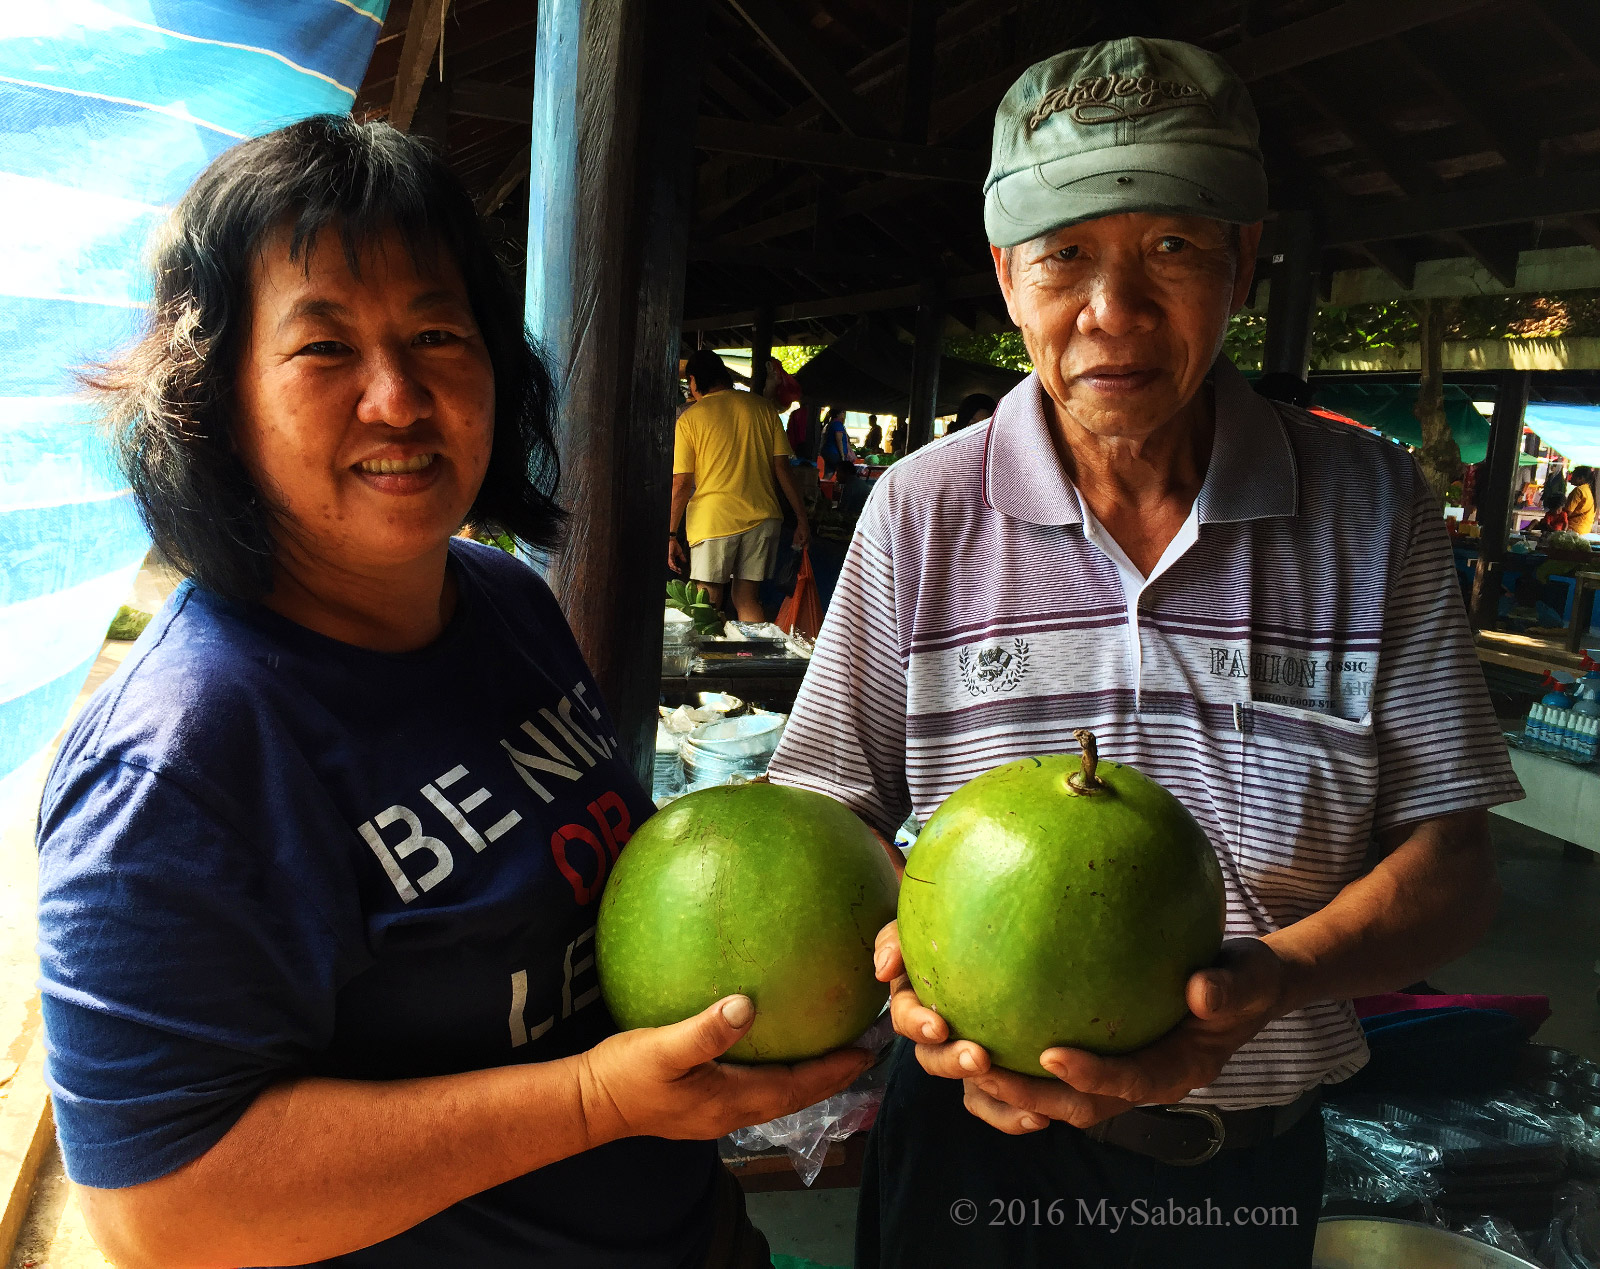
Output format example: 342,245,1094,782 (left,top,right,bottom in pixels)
992,212,1261,441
